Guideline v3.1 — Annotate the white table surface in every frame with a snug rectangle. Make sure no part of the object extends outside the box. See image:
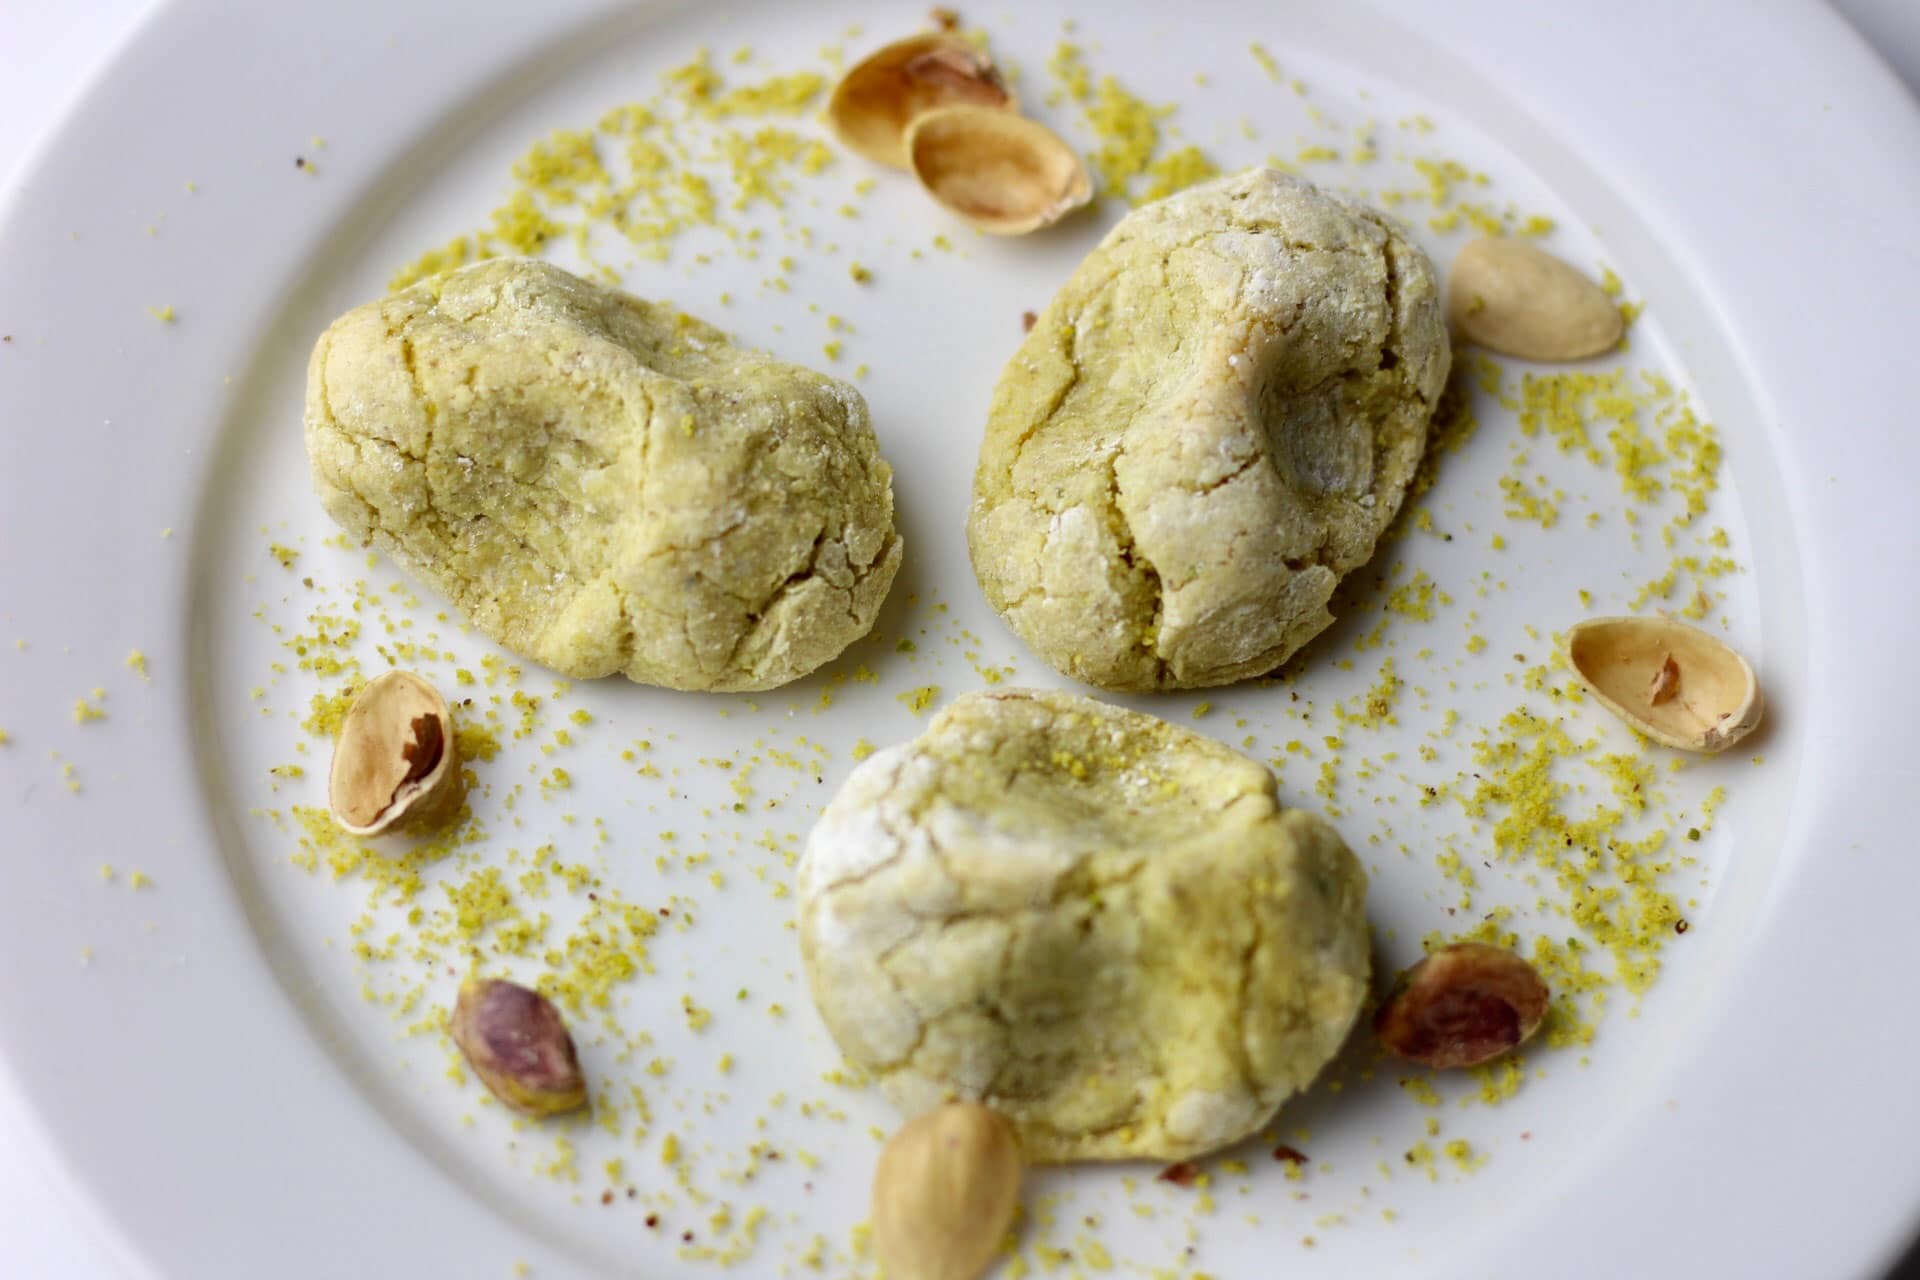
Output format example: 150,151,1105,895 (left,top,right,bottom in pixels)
2,2,1917,1276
